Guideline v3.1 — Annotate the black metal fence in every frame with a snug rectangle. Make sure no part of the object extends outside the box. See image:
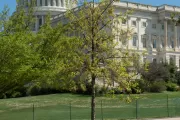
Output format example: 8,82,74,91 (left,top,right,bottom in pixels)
1,95,180,120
